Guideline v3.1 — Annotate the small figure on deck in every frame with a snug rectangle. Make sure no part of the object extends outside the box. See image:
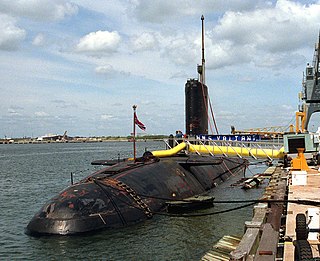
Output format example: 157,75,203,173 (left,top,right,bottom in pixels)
175,130,183,144
283,153,292,168
168,134,174,148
